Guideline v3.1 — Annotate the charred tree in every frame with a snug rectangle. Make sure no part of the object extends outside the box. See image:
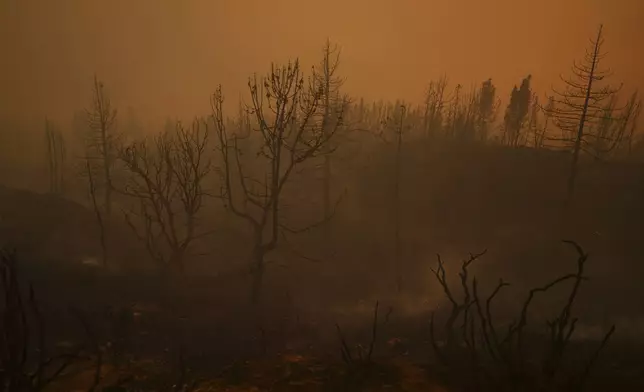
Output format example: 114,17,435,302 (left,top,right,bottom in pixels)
85,159,108,268
393,105,405,293
211,60,343,304
118,121,212,275
84,75,118,216
313,39,347,254
503,75,532,147
602,91,642,158
446,84,462,139
623,92,642,156
543,24,621,205
423,76,449,139
44,119,66,194
371,104,409,293
477,78,499,142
